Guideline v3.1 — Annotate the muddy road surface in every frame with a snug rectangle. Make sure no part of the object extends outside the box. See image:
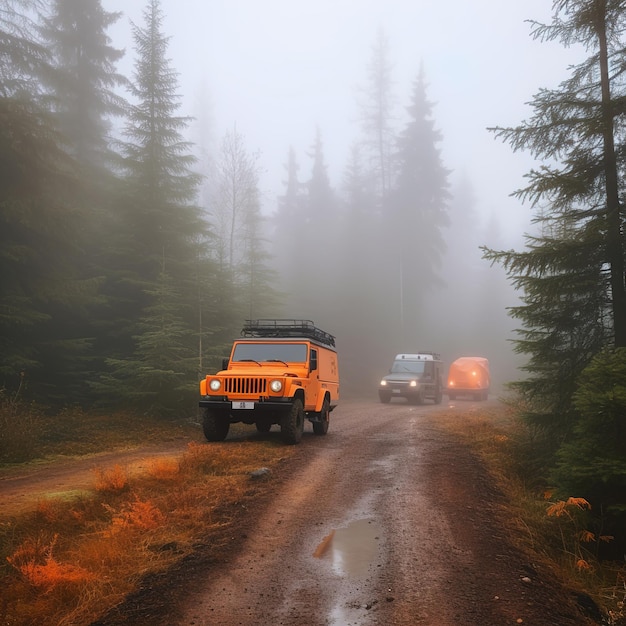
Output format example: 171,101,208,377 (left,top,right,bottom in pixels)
2,398,595,625
108,398,594,626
